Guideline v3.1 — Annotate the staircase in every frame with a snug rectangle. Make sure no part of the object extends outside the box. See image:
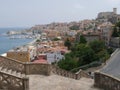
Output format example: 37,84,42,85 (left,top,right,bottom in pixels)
0,66,28,90
0,56,100,90
0,66,25,78
29,74,101,90
0,56,29,90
